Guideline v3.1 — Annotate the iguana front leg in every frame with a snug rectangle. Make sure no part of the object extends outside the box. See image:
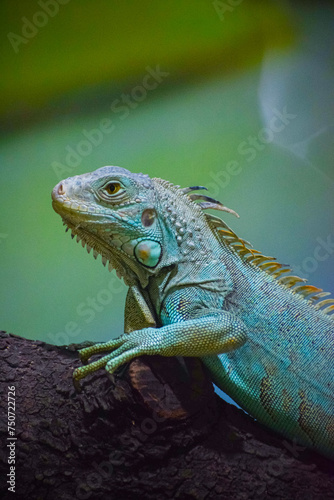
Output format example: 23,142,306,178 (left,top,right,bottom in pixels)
73,285,157,388
73,308,247,387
